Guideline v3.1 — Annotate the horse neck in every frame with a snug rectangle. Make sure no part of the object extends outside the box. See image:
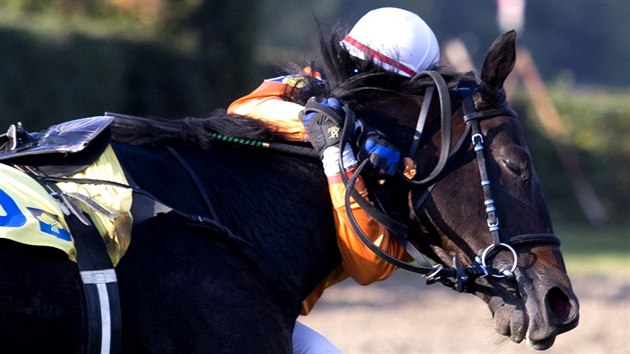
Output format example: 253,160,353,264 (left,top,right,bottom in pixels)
114,142,341,313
